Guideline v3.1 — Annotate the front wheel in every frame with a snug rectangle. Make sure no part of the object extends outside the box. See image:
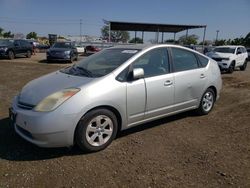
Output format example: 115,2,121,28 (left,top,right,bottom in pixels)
227,61,235,73
240,60,247,71
196,88,215,115
8,51,15,60
75,109,118,152
26,50,32,58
